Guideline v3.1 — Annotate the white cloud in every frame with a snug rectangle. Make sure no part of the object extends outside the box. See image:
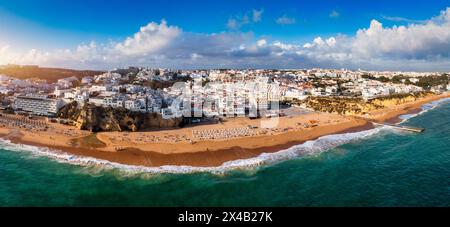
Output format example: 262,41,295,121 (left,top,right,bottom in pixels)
252,9,263,22
313,37,324,46
0,45,10,53
326,37,336,47
276,15,296,25
227,9,263,30
227,7,450,70
2,8,450,71
190,53,202,60
352,8,450,59
381,15,425,24
226,18,239,30
329,10,340,18
114,20,181,55
257,39,267,47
